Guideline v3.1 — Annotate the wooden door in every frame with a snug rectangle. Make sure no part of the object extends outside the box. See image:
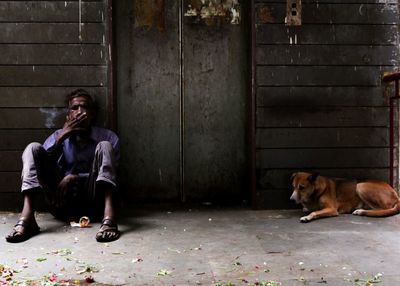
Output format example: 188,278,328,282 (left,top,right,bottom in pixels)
116,0,248,203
